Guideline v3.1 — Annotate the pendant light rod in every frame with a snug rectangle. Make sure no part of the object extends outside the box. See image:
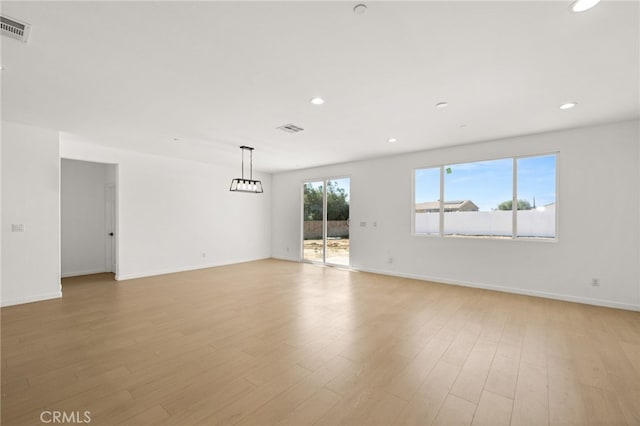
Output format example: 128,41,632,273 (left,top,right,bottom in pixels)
239,145,254,179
